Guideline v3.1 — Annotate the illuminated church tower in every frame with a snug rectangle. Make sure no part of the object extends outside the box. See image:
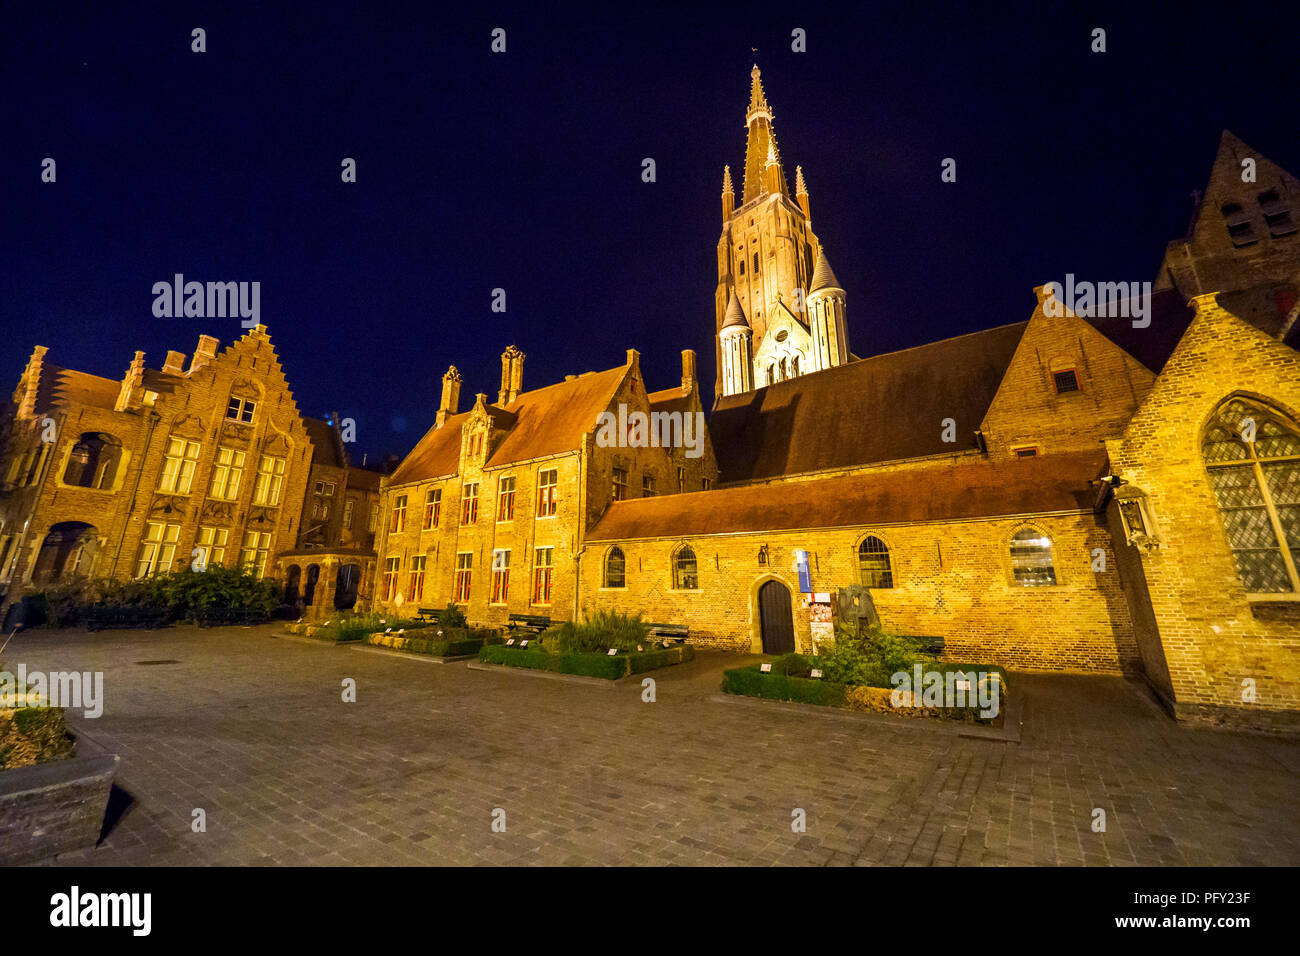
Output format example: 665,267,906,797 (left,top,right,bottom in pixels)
714,65,851,398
